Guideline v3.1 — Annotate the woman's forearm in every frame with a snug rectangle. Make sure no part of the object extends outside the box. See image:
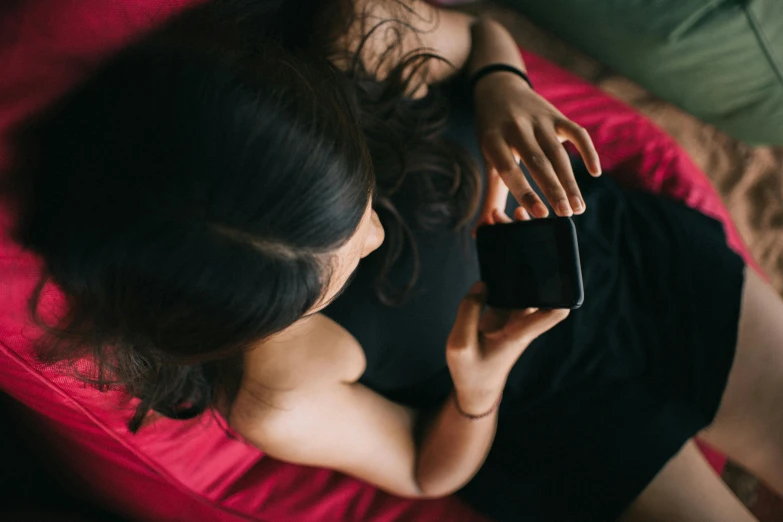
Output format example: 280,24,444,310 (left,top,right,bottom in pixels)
415,391,499,497
466,18,527,77
424,14,528,86
339,2,525,86
422,10,527,85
